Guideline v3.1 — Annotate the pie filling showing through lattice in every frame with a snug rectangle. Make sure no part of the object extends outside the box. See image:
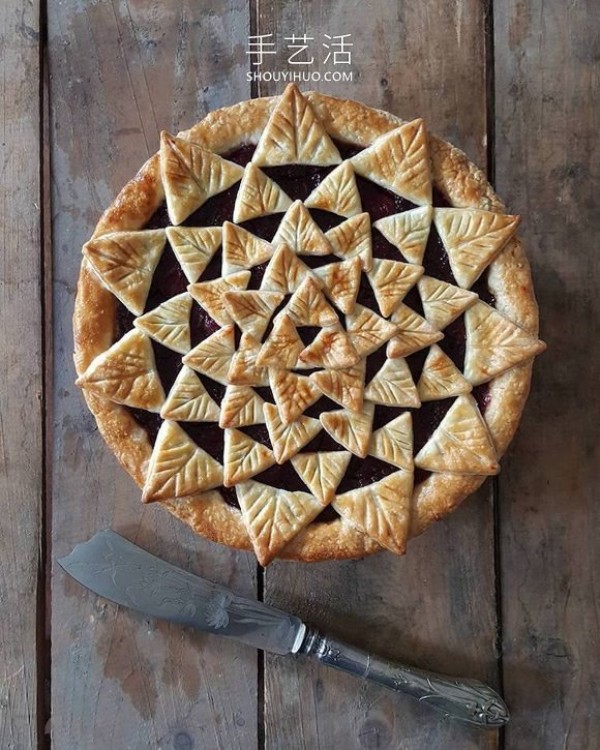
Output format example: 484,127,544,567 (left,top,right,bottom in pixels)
76,84,545,564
